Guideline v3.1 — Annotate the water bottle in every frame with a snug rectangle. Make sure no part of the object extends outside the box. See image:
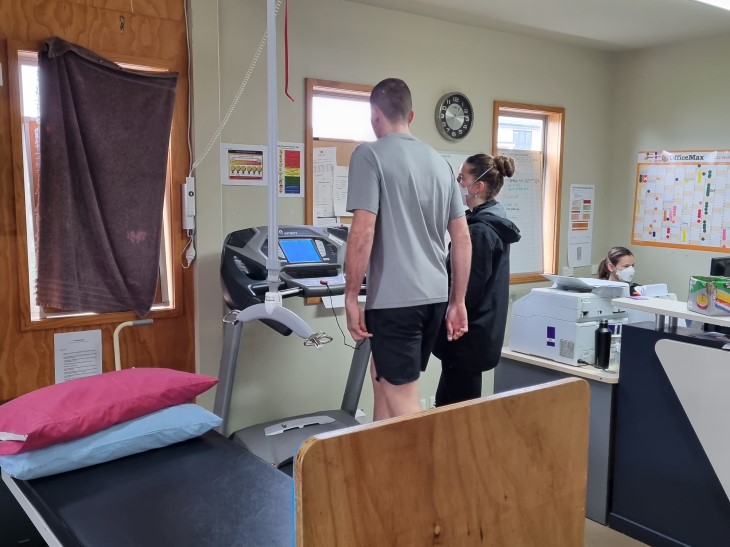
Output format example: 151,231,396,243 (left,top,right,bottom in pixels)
595,320,611,369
